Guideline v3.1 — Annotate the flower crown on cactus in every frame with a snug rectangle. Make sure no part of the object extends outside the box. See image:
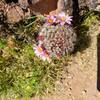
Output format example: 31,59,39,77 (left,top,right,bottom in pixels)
33,12,74,62
46,12,73,25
